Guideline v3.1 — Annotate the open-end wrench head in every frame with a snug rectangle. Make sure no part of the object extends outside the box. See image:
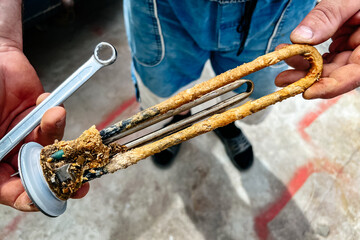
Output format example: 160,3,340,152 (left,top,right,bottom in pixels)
18,142,67,217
